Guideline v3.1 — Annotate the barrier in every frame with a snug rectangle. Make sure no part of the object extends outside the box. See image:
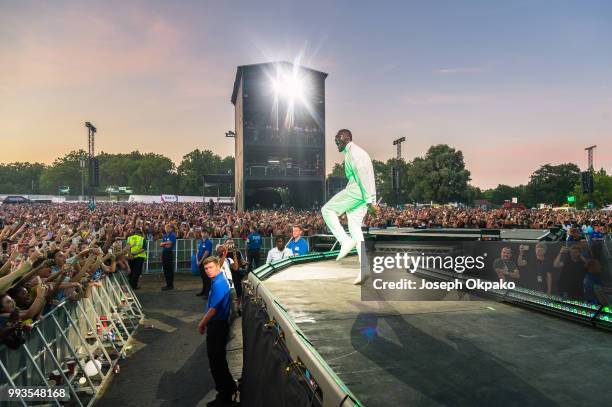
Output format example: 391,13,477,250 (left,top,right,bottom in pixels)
0,271,143,406
143,237,317,273
241,251,361,407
